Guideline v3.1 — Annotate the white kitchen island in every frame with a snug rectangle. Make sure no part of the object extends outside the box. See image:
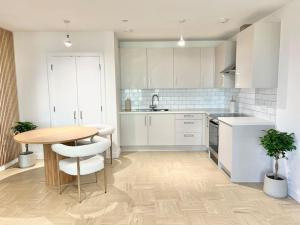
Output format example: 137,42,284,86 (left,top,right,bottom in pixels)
218,117,274,183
